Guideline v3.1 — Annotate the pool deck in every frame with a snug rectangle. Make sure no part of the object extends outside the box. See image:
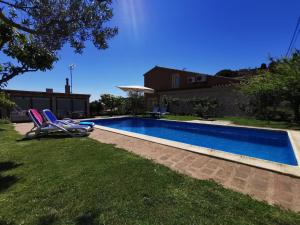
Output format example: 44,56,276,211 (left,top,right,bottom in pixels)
14,121,300,212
